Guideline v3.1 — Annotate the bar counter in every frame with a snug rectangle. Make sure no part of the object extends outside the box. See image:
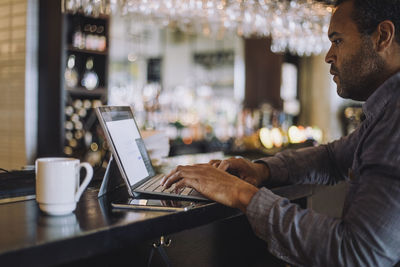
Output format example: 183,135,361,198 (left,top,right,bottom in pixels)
0,151,314,266
0,181,313,267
